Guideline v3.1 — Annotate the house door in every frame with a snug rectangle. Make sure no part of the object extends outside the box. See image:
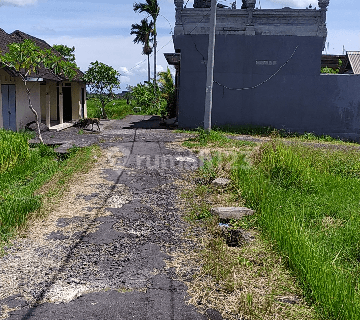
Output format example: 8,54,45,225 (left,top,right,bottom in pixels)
1,84,16,131
62,87,72,121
